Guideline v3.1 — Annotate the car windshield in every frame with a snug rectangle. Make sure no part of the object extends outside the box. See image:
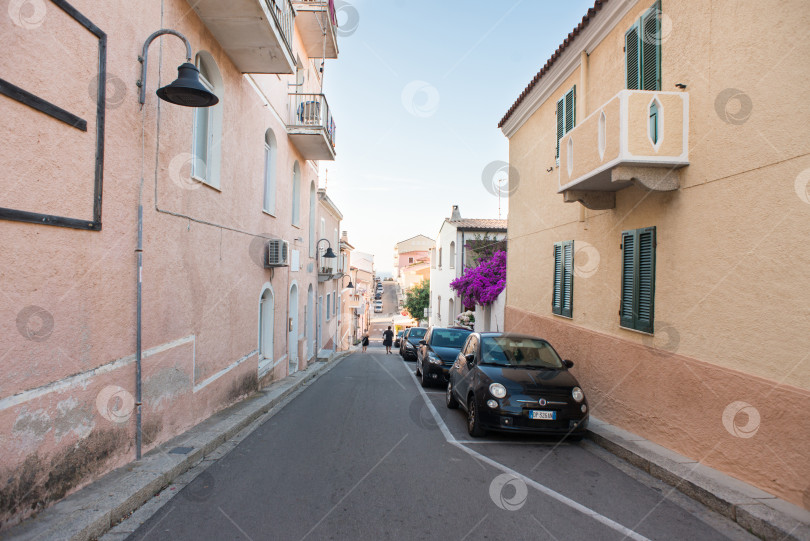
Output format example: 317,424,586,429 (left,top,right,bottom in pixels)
480,337,564,369
430,329,471,348
408,329,426,339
